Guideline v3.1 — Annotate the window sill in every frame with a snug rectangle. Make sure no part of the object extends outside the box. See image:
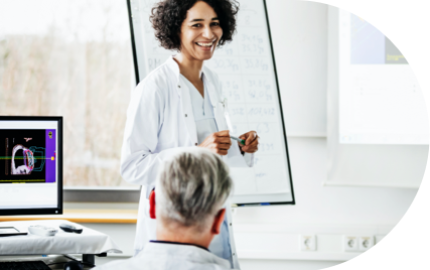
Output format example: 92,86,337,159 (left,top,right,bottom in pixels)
0,209,138,224
64,189,141,203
